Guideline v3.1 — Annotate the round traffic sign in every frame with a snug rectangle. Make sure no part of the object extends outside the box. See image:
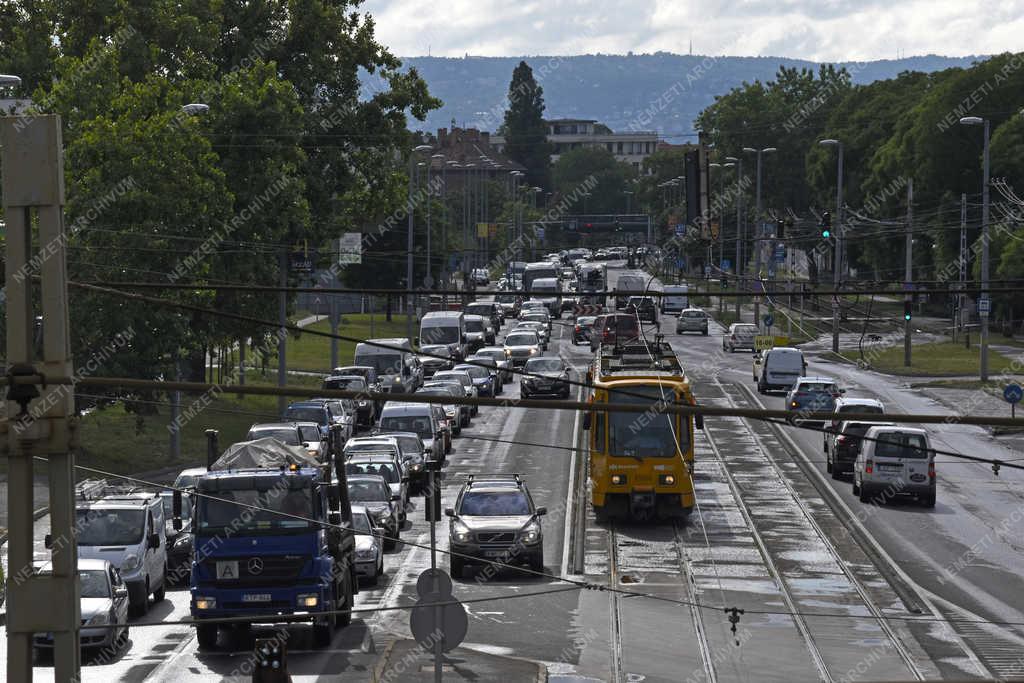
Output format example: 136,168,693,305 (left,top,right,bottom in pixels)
1004,383,1023,404
763,314,774,328
416,568,453,598
423,275,436,288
